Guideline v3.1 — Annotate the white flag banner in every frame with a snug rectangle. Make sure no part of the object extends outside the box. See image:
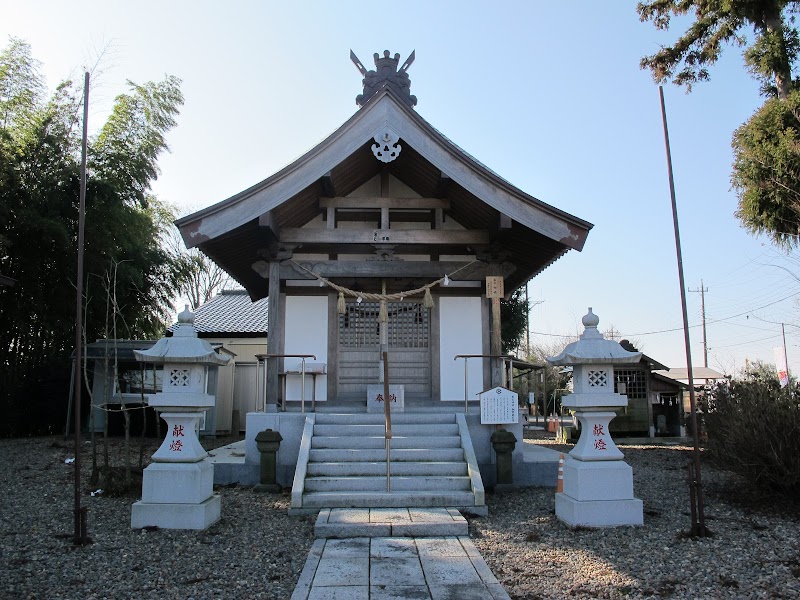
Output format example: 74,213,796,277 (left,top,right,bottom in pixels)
774,346,789,387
